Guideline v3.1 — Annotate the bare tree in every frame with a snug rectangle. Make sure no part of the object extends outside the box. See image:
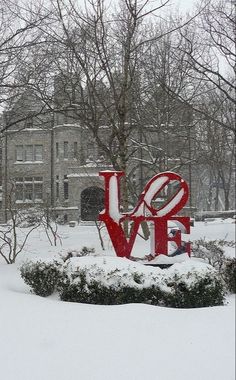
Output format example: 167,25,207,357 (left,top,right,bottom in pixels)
194,89,235,210
0,0,54,135
0,183,40,264
38,0,201,212
176,0,235,132
184,0,235,101
1,0,233,219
